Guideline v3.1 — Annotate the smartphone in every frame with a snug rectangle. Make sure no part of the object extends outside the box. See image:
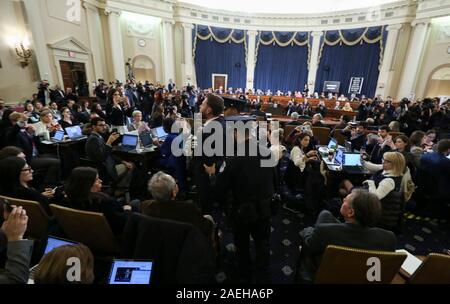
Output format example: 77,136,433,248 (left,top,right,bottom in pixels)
111,128,118,134
2,199,14,213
